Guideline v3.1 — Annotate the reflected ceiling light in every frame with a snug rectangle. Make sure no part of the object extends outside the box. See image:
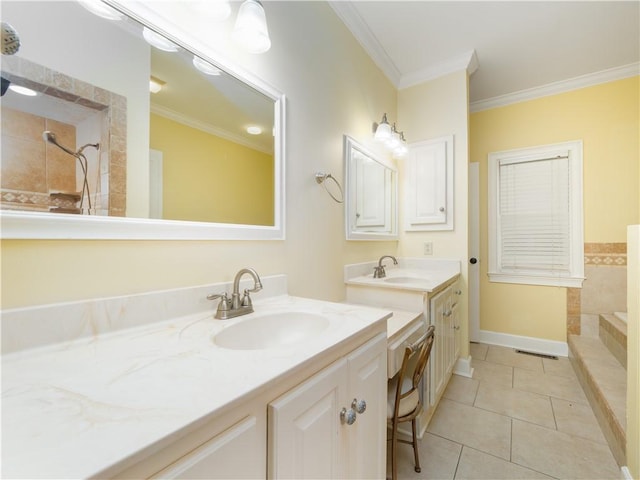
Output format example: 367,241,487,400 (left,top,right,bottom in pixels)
149,76,165,94
77,0,124,20
246,126,262,135
373,113,391,142
143,27,178,52
232,0,271,54
193,56,222,76
9,85,37,96
192,0,231,21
